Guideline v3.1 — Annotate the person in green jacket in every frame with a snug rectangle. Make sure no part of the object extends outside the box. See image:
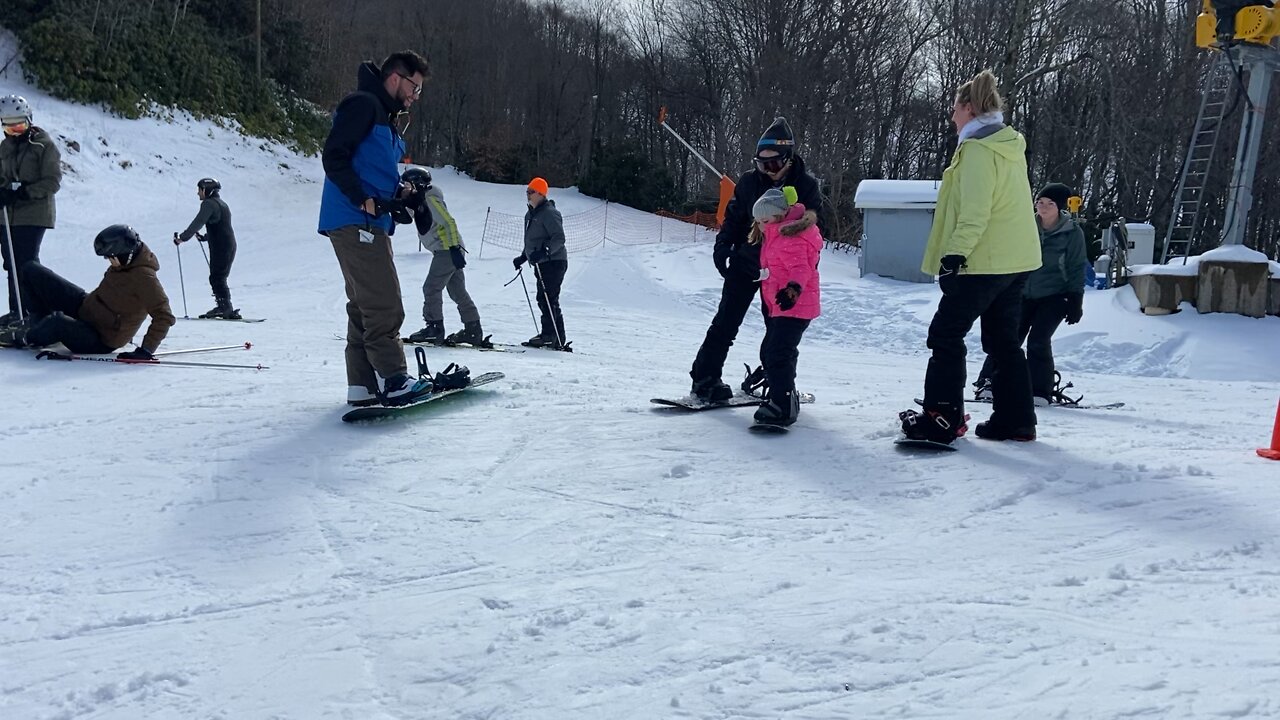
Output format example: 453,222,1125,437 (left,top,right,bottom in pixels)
974,183,1087,404
0,95,62,328
401,167,485,346
898,70,1042,445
